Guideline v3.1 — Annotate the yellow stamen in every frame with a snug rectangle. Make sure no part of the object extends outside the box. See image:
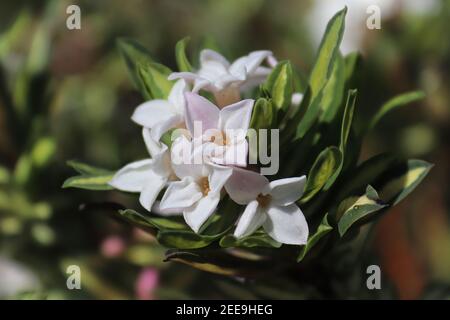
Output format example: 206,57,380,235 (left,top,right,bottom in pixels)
199,177,210,196
256,194,272,208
